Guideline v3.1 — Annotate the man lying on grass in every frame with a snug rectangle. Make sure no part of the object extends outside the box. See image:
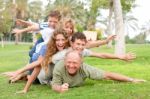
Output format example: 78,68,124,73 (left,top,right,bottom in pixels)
51,50,146,93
